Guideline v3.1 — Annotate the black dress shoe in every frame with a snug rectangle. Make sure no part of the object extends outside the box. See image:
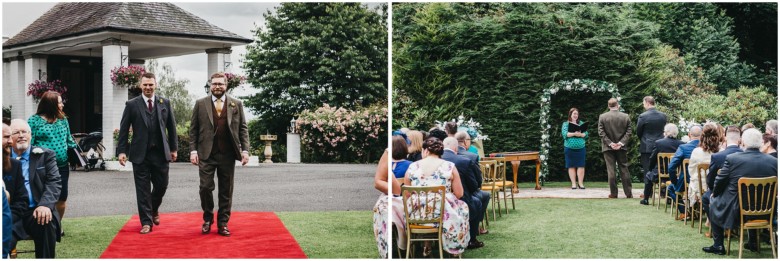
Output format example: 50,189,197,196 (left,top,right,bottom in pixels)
467,240,484,249
744,243,759,252
218,226,231,237
639,199,649,205
702,245,725,255
153,214,161,226
202,221,212,234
